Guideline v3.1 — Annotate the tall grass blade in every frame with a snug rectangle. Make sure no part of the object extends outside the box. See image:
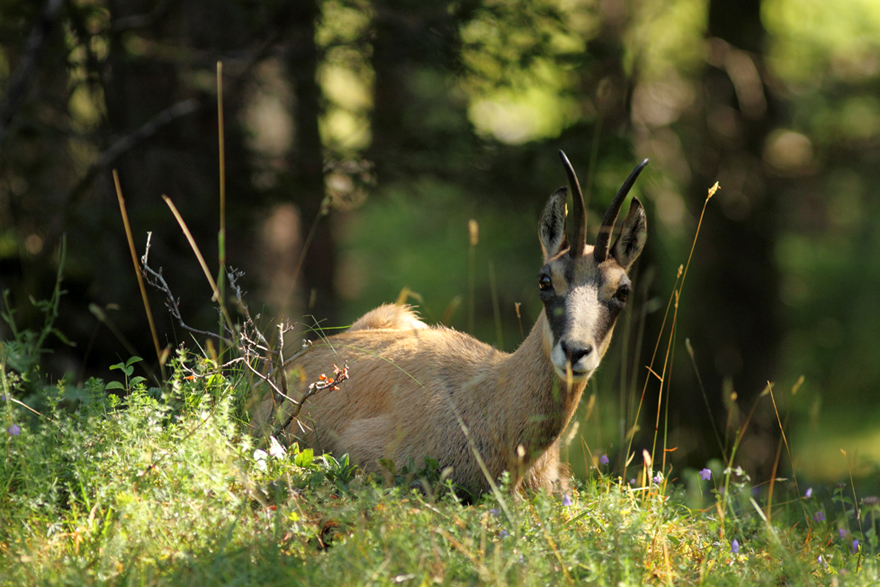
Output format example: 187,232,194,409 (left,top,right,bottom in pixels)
114,170,165,381
162,194,235,335
217,61,227,352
